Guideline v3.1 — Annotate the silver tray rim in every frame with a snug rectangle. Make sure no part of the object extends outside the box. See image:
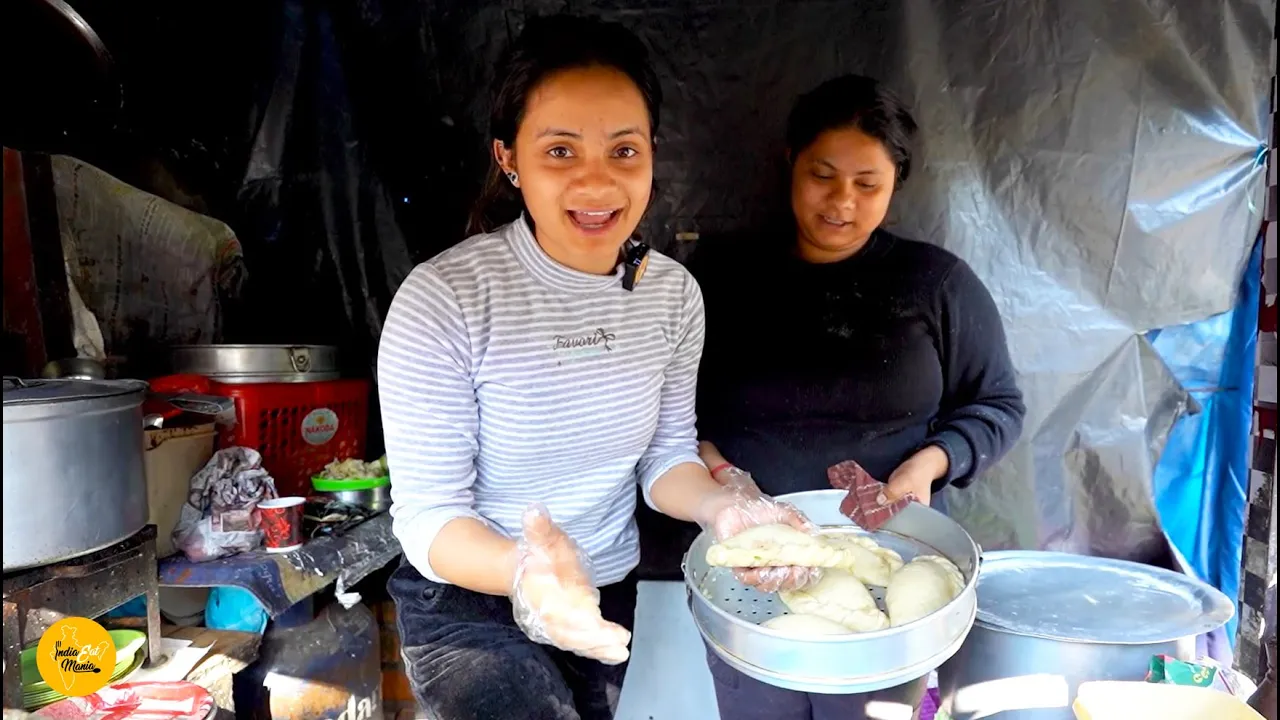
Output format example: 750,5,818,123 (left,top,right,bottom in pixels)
681,488,983,692
683,490,981,640
698,602,978,694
